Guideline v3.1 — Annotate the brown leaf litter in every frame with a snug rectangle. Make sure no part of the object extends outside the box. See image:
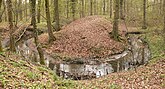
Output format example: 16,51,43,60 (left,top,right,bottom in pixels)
39,16,127,58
